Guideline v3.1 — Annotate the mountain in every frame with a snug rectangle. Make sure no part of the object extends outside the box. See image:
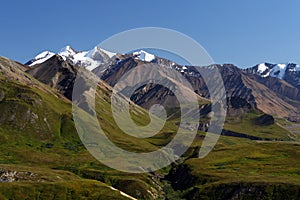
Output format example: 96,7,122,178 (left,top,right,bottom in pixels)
133,50,156,62
27,48,300,120
0,46,299,199
25,51,55,66
92,53,300,119
246,62,300,90
26,45,116,71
